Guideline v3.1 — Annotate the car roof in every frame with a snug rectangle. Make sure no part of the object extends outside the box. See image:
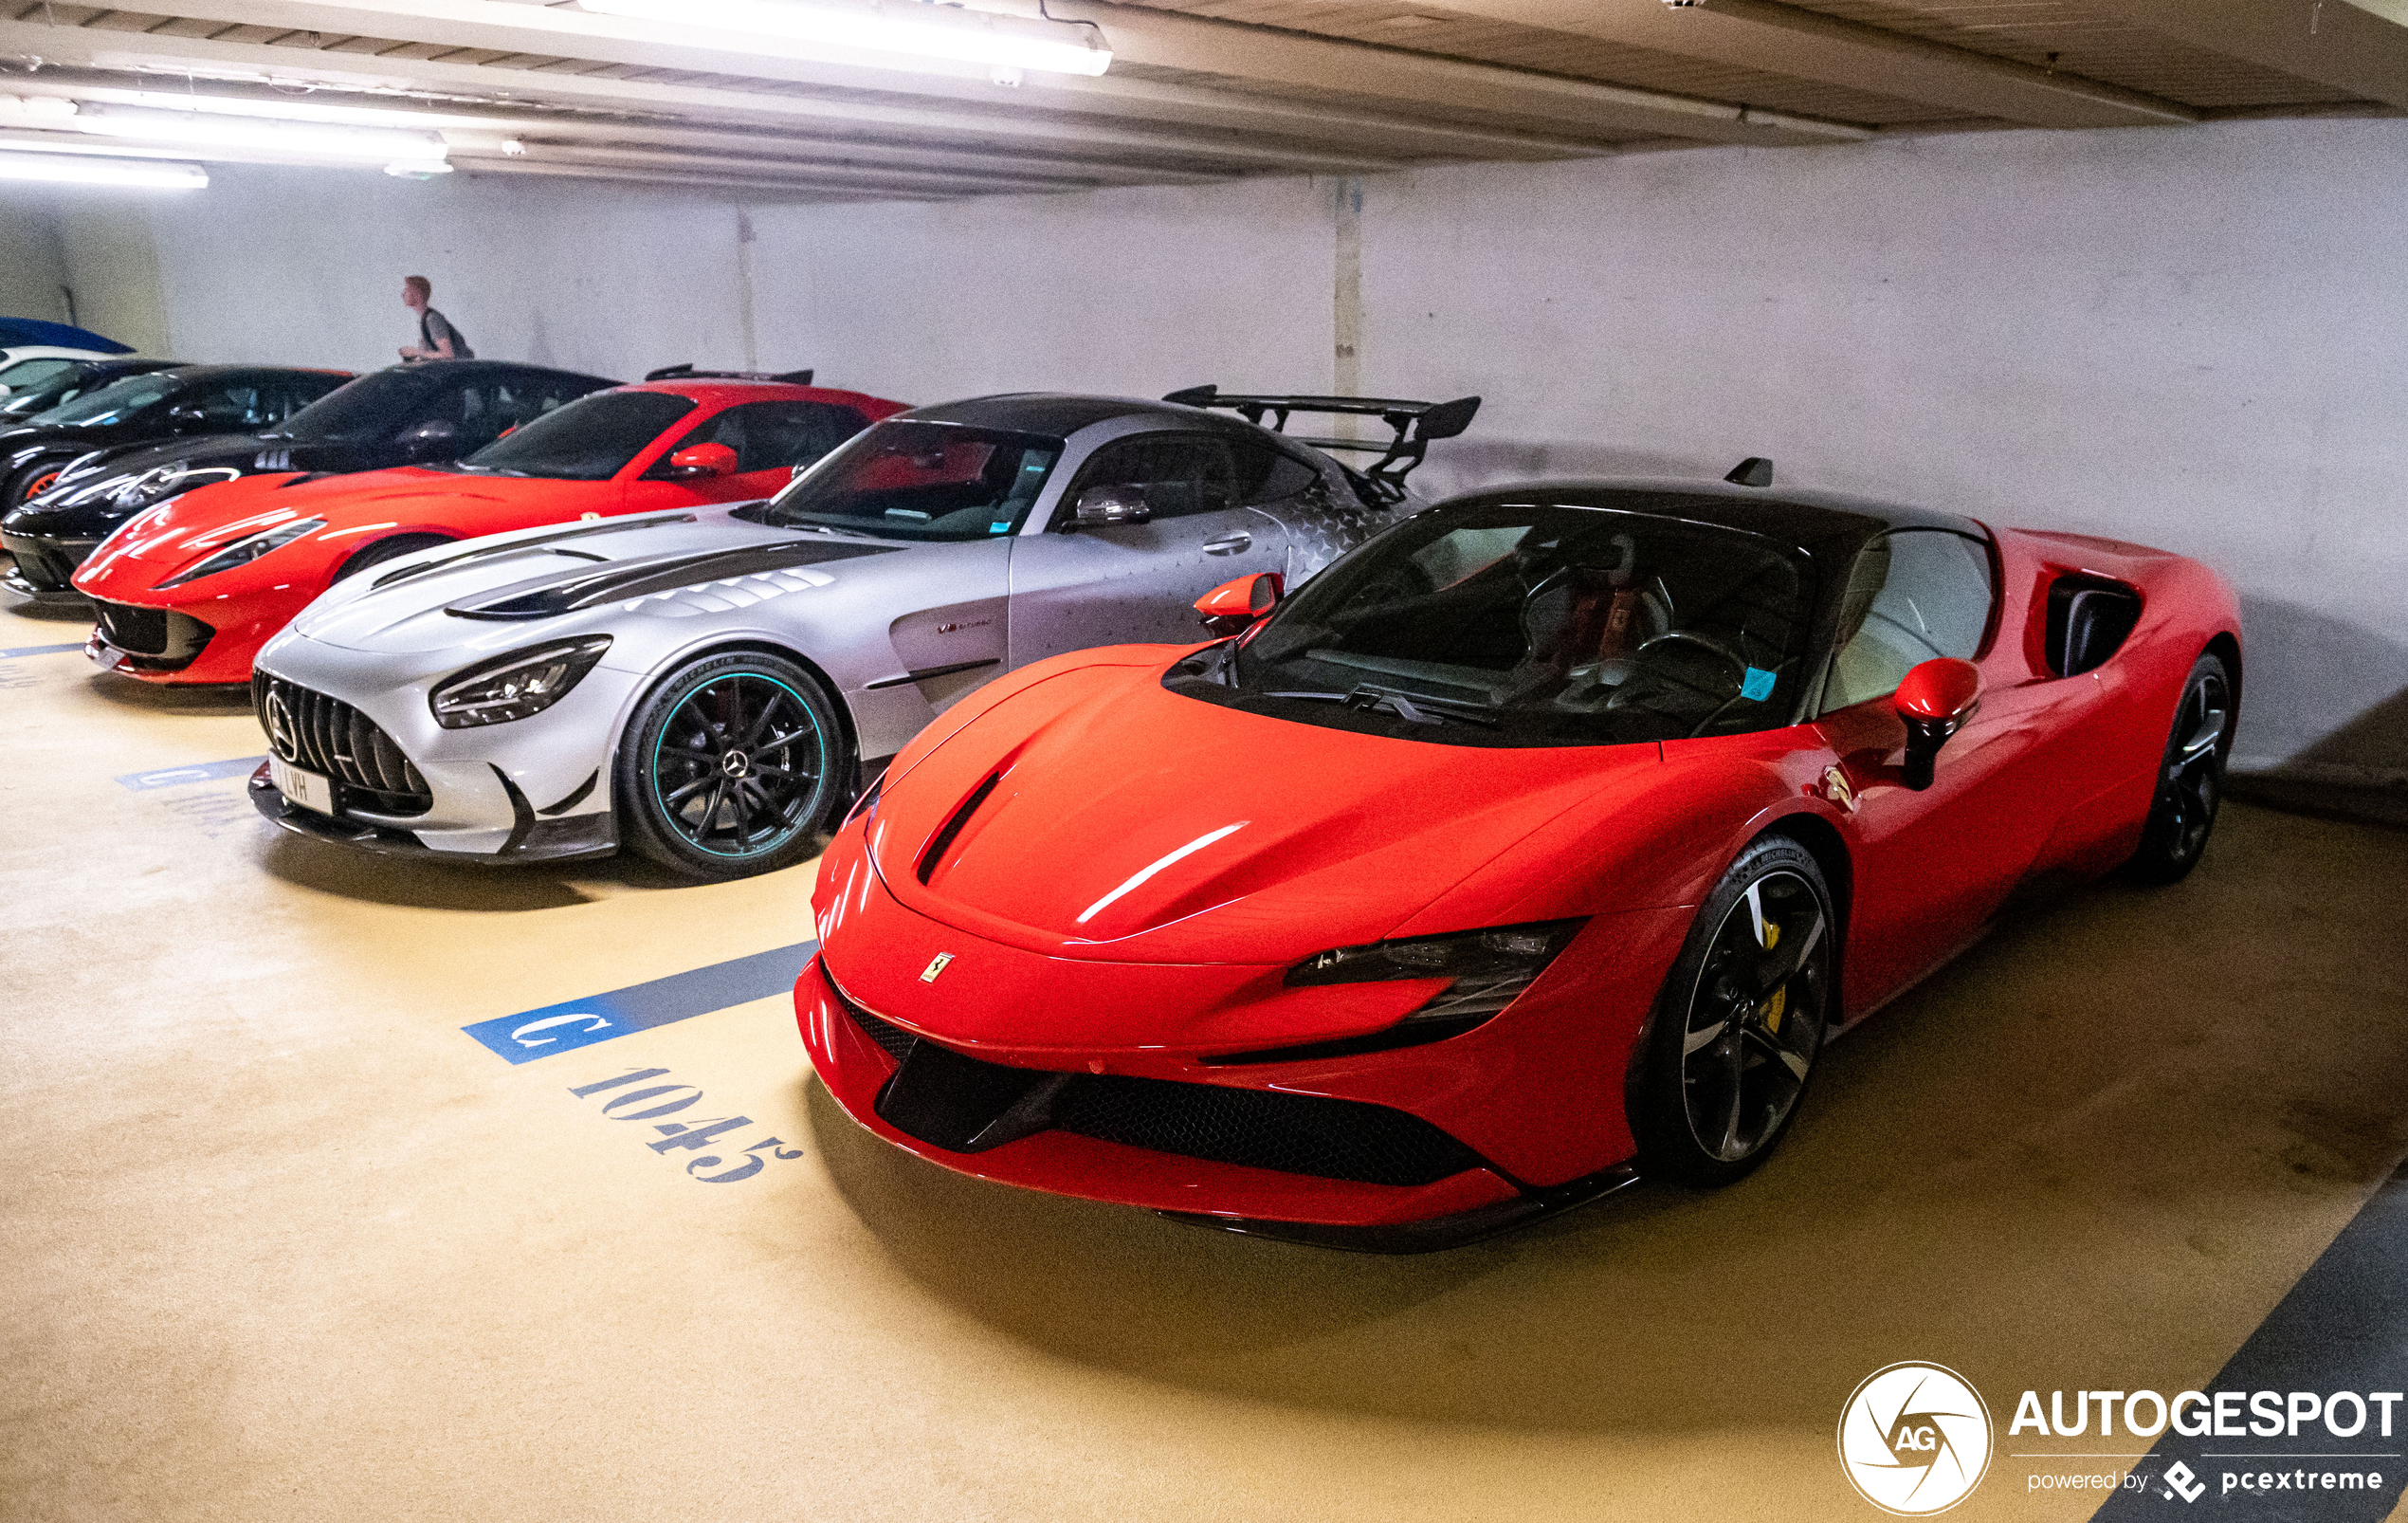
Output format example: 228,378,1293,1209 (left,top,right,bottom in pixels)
366,359,620,385
901,392,1273,442
606,378,879,407
1433,478,1985,552
148,363,356,382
